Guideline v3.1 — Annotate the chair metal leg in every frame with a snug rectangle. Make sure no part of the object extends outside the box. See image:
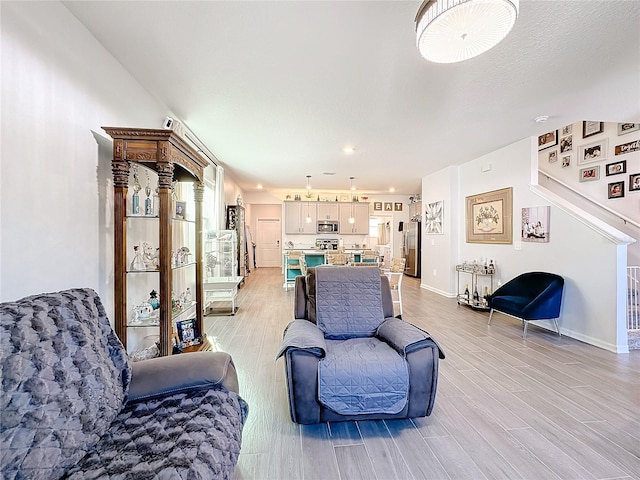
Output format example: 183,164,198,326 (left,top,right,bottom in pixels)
488,309,494,325
553,318,561,337
523,320,528,339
